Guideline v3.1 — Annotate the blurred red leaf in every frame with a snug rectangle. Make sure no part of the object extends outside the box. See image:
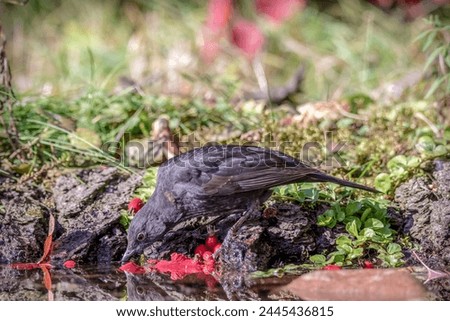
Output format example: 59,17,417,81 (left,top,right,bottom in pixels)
201,36,220,63
150,253,205,280
41,265,54,301
37,212,55,264
371,0,395,7
206,0,233,32
398,0,422,4
119,262,146,274
10,263,41,270
37,235,53,264
41,265,52,291
255,0,305,23
231,20,264,59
